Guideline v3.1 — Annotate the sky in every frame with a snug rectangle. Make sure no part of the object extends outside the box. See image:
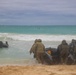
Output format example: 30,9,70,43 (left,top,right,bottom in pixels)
0,0,76,25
